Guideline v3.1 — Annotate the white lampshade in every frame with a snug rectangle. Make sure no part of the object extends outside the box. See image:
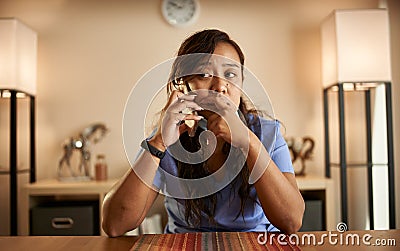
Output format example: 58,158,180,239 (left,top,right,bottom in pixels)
321,9,392,88
0,18,37,95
